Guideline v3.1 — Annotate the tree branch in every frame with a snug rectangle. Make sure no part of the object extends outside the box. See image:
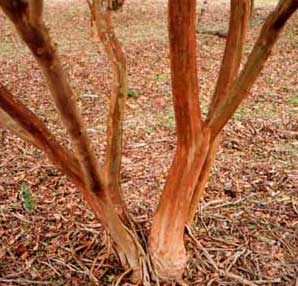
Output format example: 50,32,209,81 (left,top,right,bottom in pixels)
1,0,105,195
0,109,37,146
187,136,220,224
0,0,141,271
188,0,250,224
28,0,43,26
209,0,250,115
0,83,83,188
91,0,128,217
207,0,298,138
168,0,202,147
